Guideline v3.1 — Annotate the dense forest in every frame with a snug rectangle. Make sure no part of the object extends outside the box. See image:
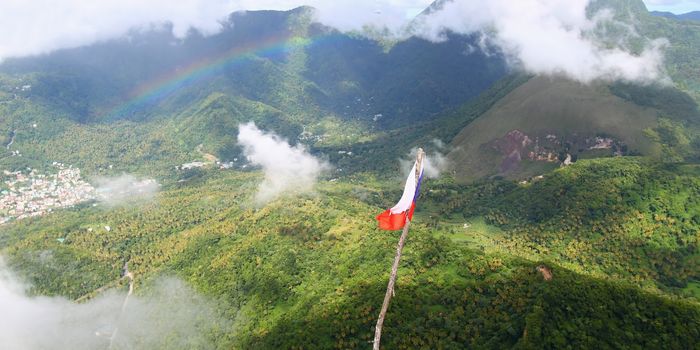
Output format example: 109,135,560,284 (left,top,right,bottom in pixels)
1,158,699,349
